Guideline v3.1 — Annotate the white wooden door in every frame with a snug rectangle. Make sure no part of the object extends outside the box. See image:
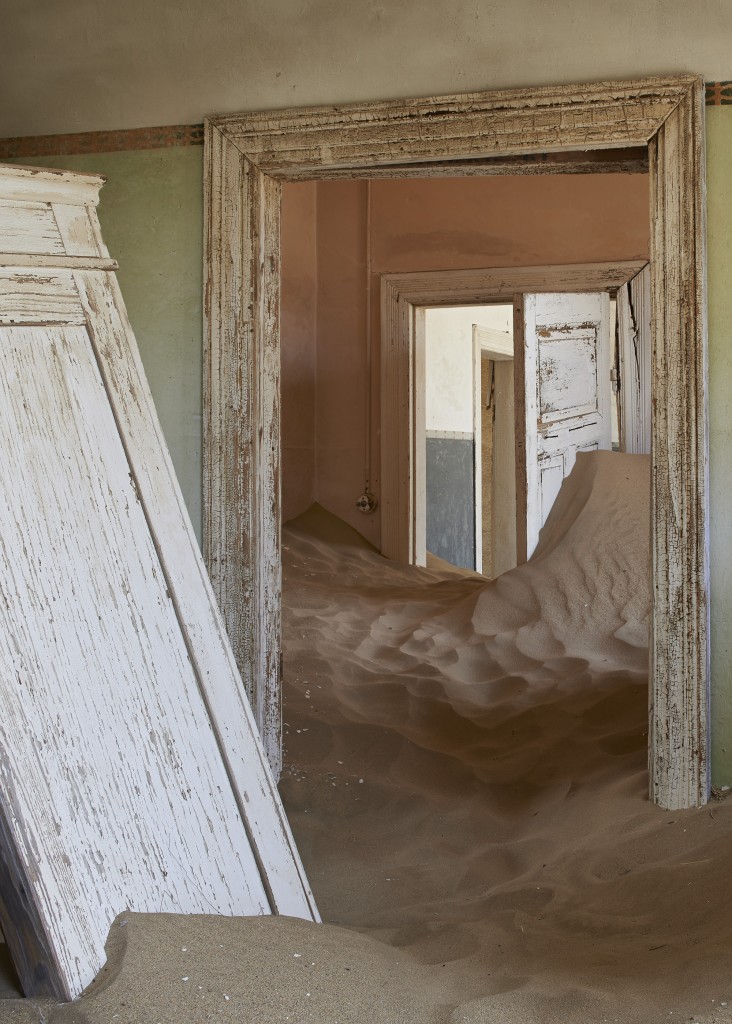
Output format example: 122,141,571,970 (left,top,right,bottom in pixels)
521,292,612,557
617,263,651,455
0,165,318,1002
